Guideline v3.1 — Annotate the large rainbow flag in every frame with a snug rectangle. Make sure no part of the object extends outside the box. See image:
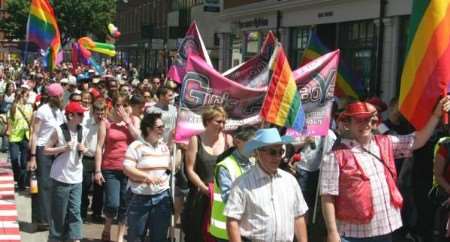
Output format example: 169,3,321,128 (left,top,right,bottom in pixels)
260,45,305,131
300,32,364,99
26,0,61,71
399,1,450,130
